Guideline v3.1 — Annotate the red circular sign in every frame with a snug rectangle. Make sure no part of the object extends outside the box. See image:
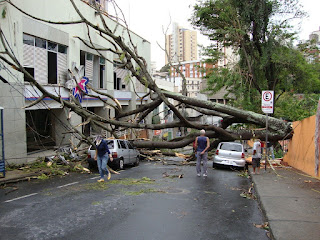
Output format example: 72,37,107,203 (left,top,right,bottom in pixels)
263,91,273,101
